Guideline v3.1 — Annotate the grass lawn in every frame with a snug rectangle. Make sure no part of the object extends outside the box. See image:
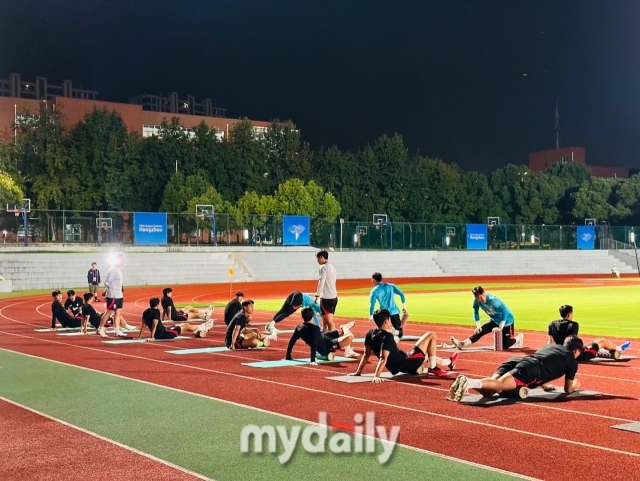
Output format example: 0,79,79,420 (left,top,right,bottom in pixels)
255,282,640,339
